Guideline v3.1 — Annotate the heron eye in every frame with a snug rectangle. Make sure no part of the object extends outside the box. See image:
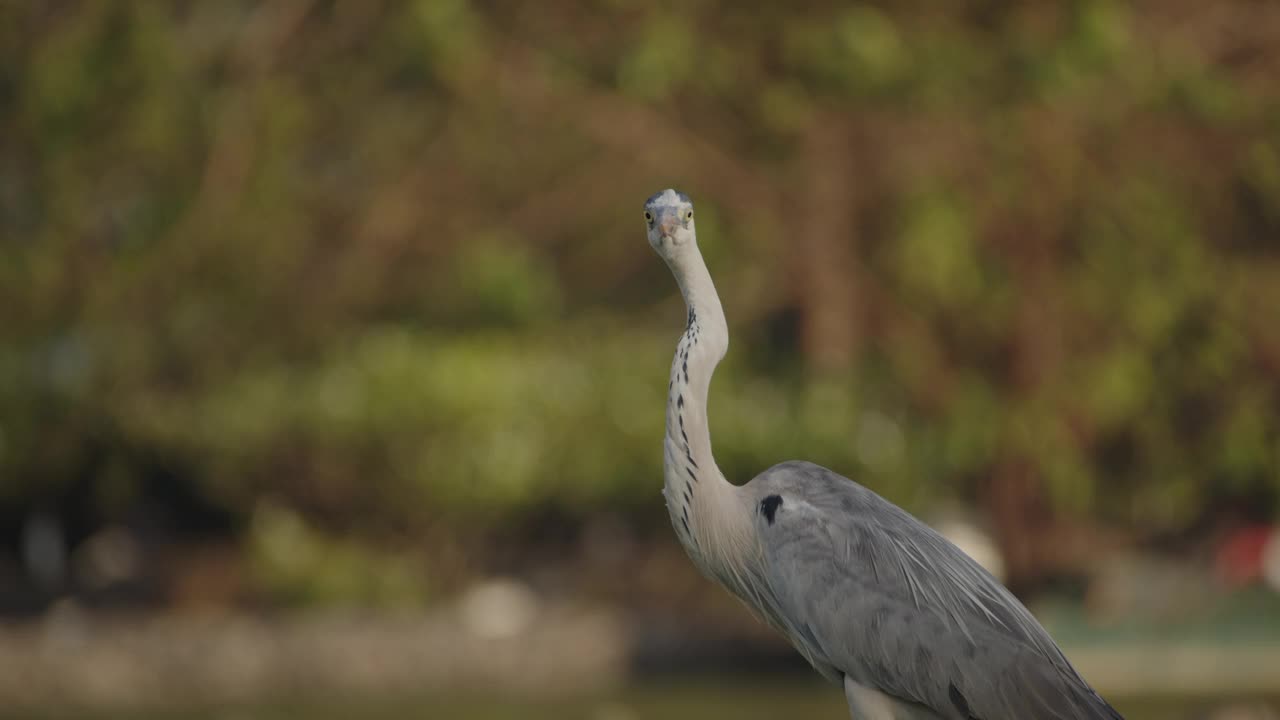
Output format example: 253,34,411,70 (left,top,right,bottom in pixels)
685,210,694,220
644,211,653,224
